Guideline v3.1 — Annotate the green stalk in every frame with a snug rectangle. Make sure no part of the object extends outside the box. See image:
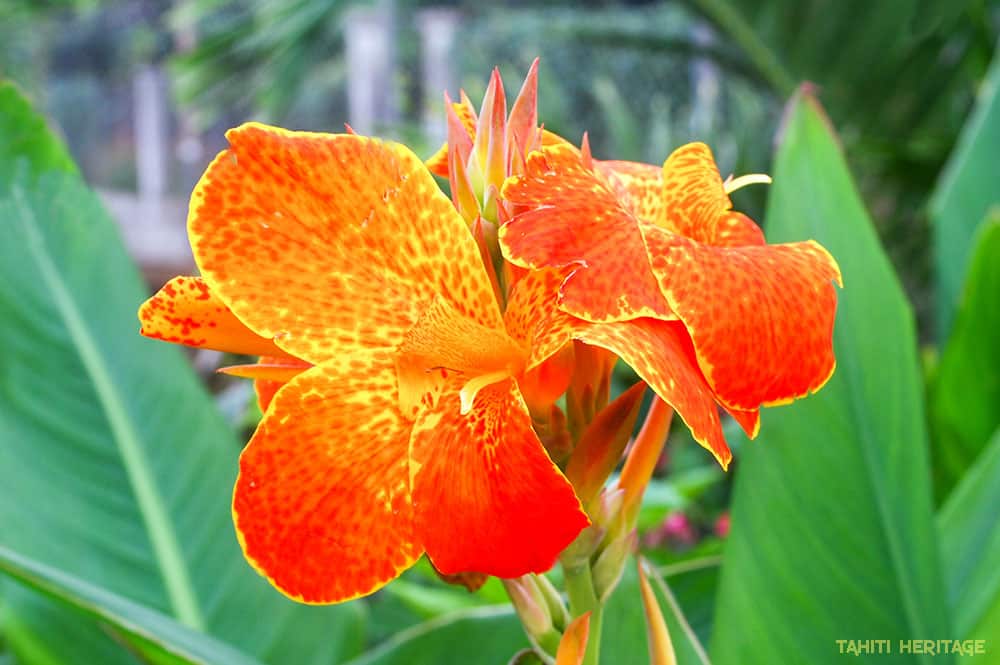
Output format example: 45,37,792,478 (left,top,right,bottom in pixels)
563,561,603,665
